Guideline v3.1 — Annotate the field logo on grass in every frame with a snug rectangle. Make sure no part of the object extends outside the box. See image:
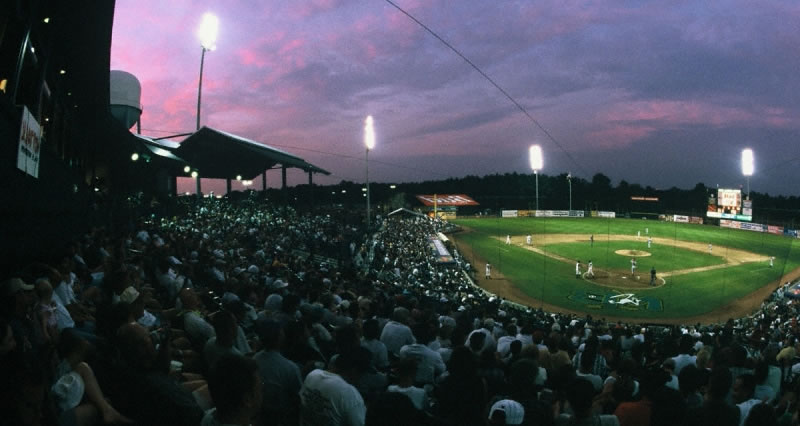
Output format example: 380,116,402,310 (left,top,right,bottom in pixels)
568,290,664,312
